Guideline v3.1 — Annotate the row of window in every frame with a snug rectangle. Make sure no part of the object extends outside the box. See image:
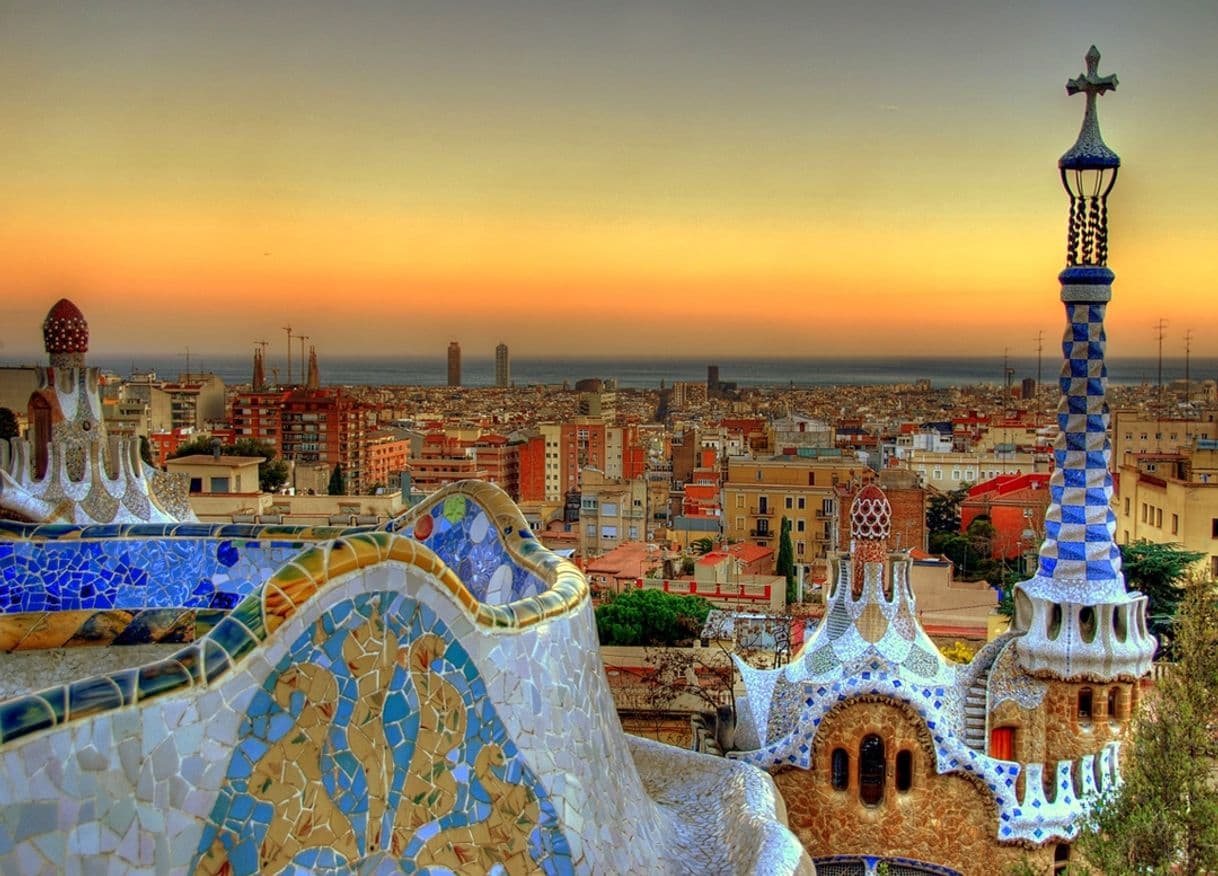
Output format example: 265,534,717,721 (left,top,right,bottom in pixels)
829,736,913,805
